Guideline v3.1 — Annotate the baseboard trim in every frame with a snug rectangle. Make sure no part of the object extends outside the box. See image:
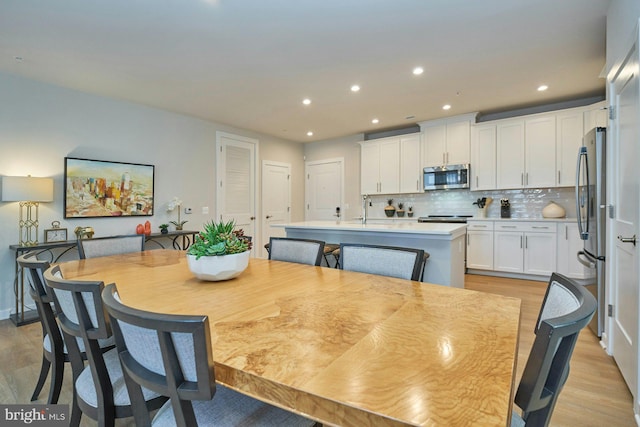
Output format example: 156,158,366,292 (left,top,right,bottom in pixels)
466,269,549,282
